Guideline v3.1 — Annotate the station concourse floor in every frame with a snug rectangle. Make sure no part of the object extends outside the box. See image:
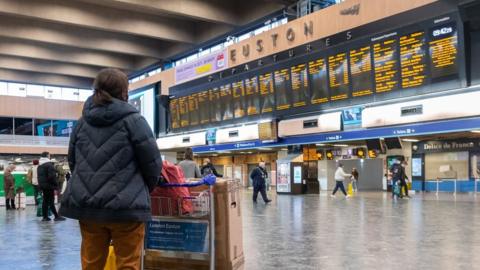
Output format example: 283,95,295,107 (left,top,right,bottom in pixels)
1,191,480,270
